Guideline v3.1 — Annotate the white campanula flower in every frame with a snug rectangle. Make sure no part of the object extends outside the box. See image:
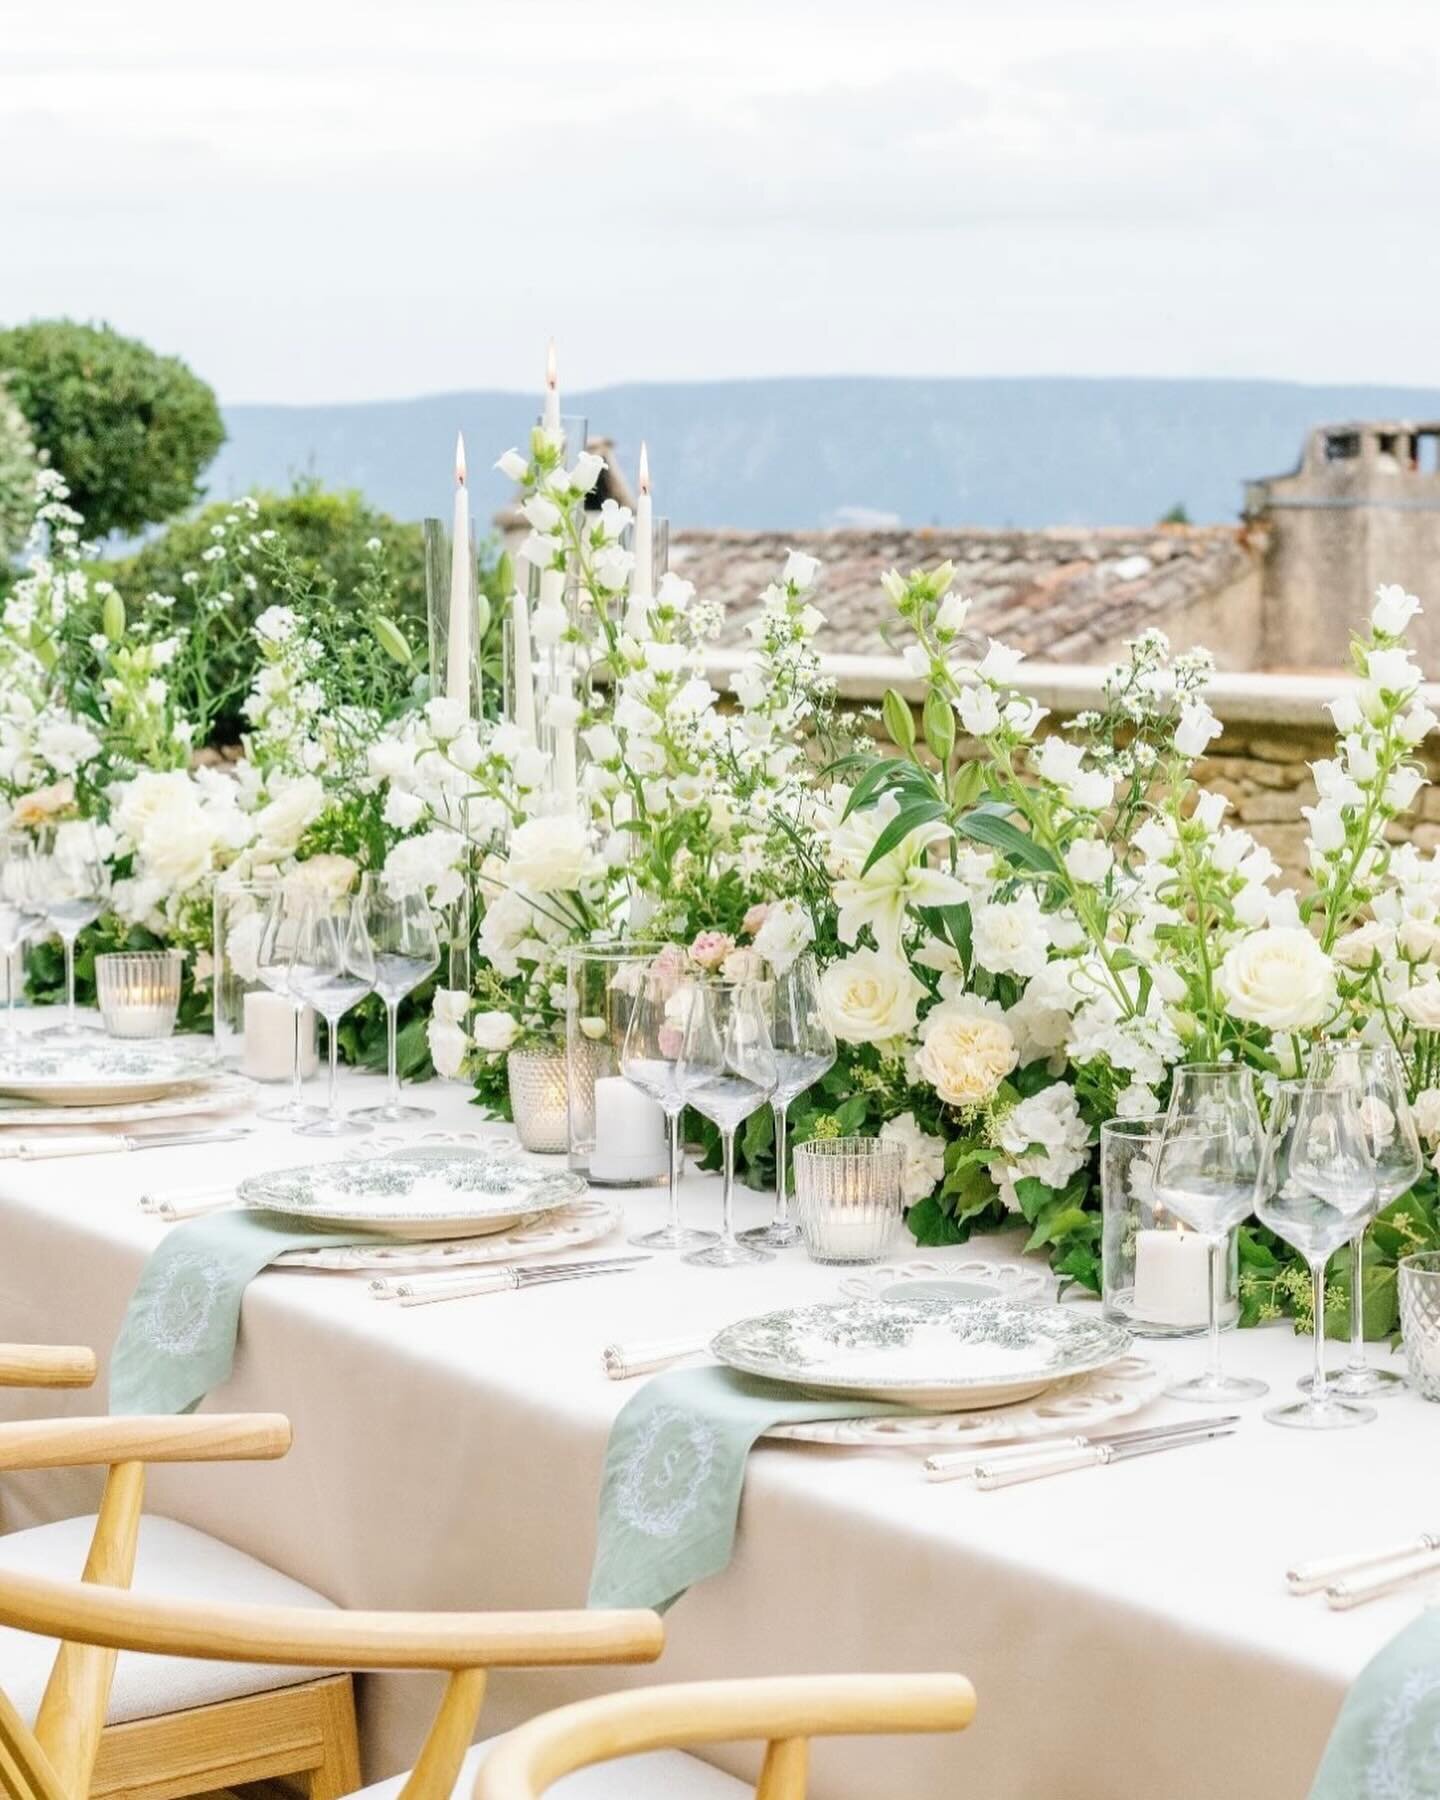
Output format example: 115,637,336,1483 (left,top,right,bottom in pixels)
977,639,1025,685
957,684,1001,737
782,549,821,590
427,989,471,1077
1398,980,1440,1031
567,450,605,493
1174,700,1222,758
1192,789,1228,833
521,494,563,533
495,449,529,482
582,724,620,763
1364,646,1422,698
1372,584,1422,636
935,591,971,636
1332,920,1396,970
1064,838,1113,884
1386,765,1425,811
1399,702,1438,745
1327,691,1364,733
530,597,569,650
